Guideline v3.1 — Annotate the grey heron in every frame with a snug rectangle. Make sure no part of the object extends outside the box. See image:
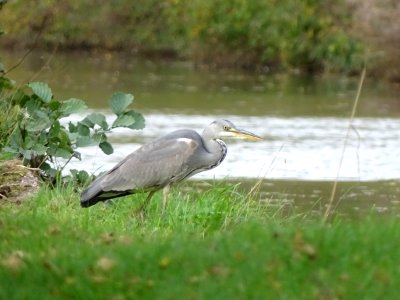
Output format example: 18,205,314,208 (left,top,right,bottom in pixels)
80,119,262,211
